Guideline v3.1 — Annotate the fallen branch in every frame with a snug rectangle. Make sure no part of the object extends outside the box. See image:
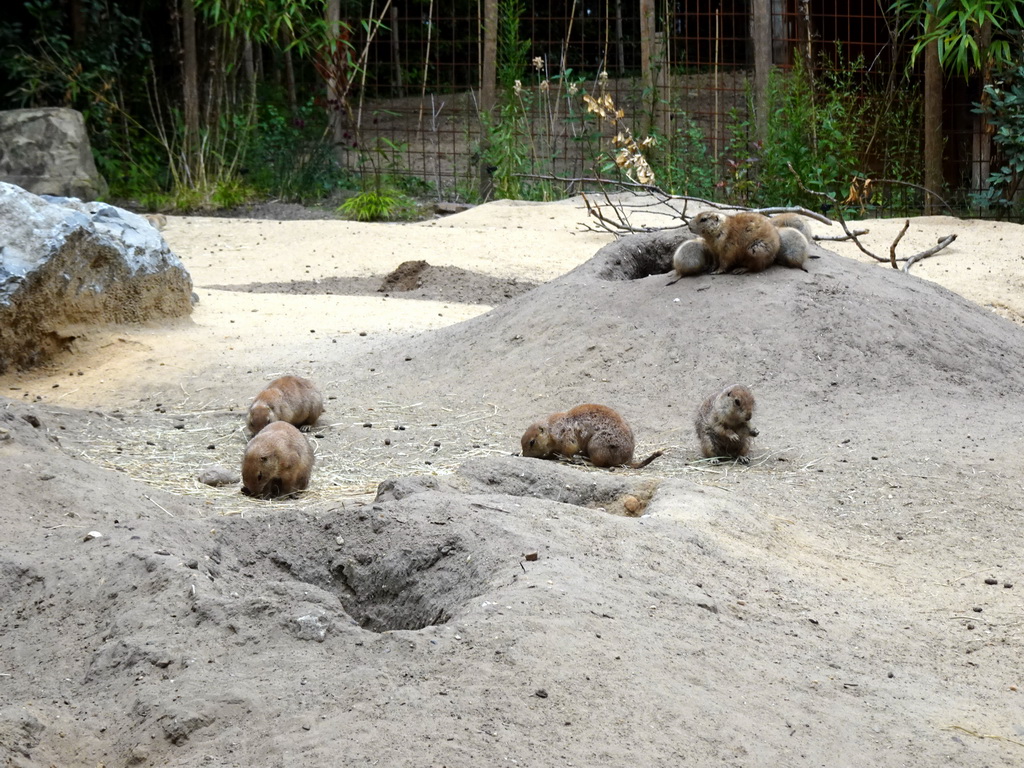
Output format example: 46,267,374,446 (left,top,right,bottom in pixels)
903,234,958,272
889,219,910,269
785,163,960,272
527,173,831,236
